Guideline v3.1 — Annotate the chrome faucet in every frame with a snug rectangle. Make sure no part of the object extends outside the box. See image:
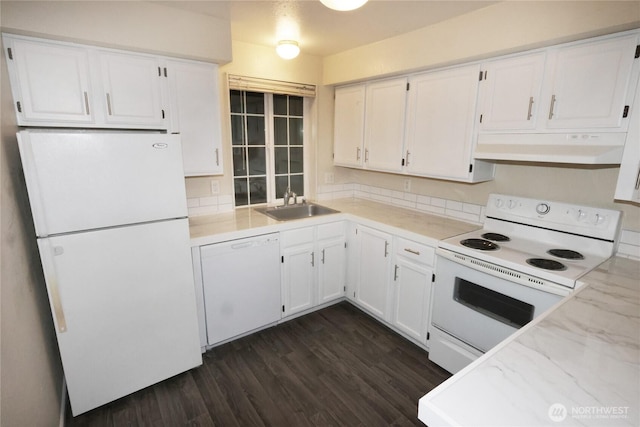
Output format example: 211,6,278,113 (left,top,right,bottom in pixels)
283,187,297,206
